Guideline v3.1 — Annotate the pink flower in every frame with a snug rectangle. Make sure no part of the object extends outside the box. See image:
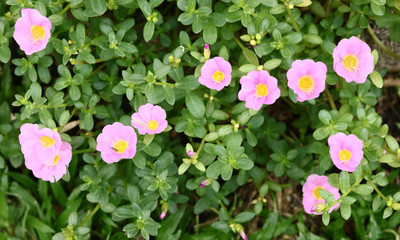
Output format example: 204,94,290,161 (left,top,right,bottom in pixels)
238,70,281,110
302,174,340,215
328,132,363,172
160,210,166,220
287,59,327,102
131,103,168,135
240,230,247,240
187,150,195,157
96,122,137,163
200,179,207,188
13,8,52,55
19,123,62,166
333,36,374,83
198,57,232,91
18,123,71,182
